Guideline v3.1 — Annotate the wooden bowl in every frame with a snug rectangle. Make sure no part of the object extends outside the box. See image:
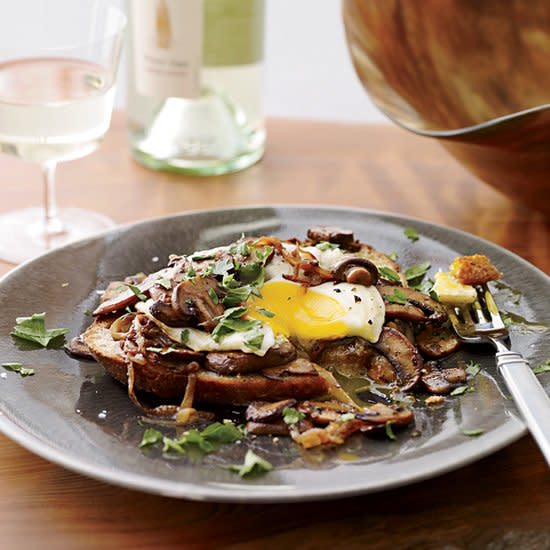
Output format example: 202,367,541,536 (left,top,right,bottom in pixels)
343,0,550,214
